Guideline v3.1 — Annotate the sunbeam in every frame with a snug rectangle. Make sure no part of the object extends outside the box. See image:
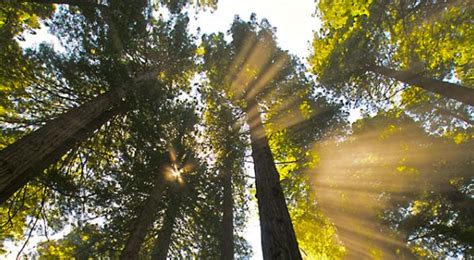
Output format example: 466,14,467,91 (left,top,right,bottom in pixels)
308,114,474,258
